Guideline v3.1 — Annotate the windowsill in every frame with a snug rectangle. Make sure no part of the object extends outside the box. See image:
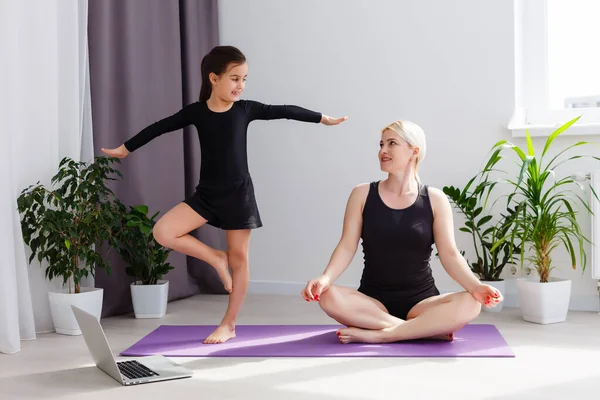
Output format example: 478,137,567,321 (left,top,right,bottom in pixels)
510,123,600,138
508,109,600,138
